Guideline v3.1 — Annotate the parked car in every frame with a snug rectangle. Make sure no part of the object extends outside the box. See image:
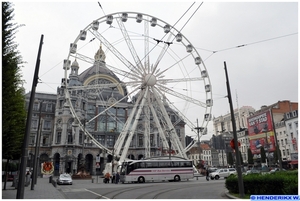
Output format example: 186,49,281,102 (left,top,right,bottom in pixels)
244,169,261,175
209,168,236,180
207,167,218,173
269,168,286,174
56,173,72,185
